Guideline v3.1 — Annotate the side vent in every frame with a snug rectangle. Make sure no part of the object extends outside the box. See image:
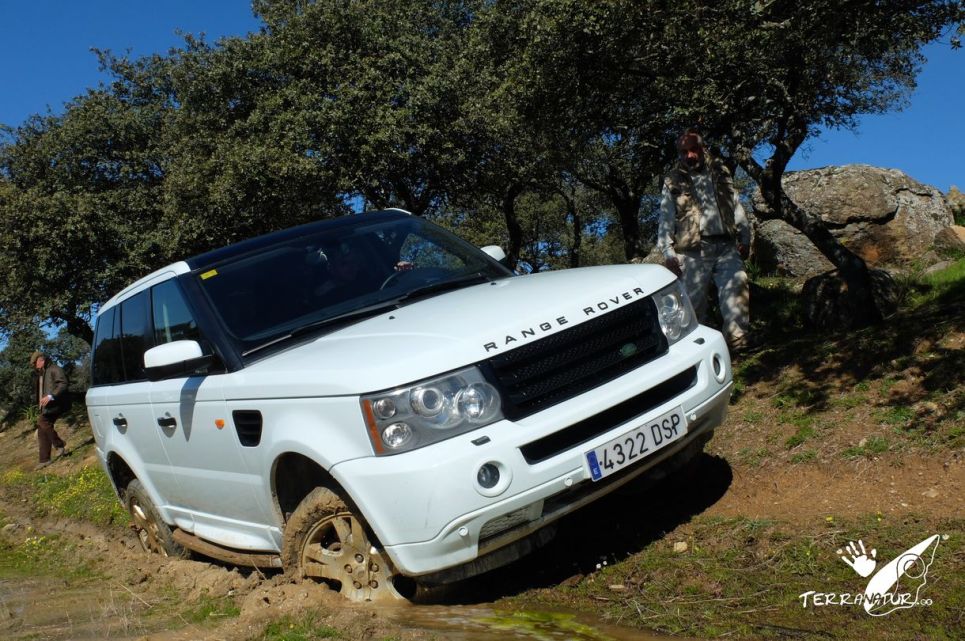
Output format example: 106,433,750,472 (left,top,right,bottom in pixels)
232,410,263,447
